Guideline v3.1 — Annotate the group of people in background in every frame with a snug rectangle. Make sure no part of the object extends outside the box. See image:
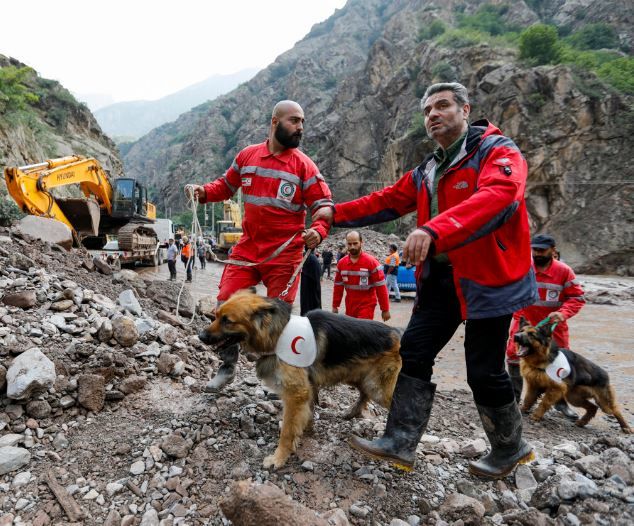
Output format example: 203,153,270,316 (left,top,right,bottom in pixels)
165,236,213,282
